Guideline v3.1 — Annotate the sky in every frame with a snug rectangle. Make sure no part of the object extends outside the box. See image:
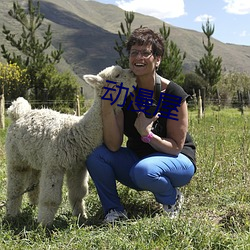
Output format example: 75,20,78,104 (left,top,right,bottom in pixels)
94,0,250,46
